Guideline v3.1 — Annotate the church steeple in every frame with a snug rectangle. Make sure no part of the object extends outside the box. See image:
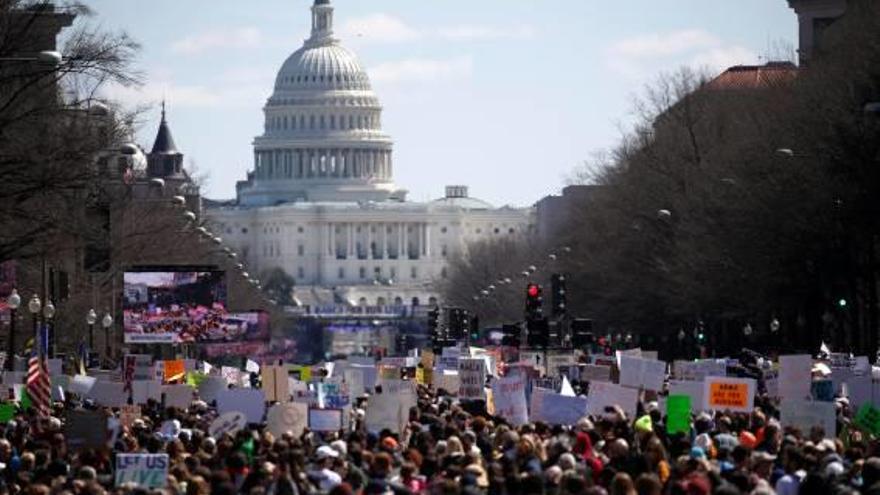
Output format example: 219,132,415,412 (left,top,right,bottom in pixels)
308,0,335,45
147,101,184,179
